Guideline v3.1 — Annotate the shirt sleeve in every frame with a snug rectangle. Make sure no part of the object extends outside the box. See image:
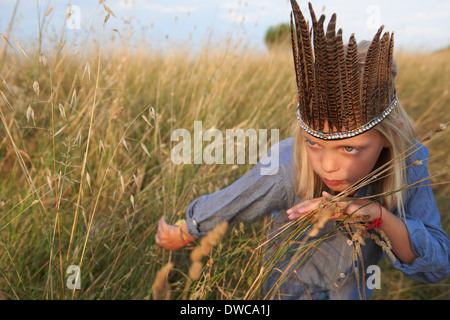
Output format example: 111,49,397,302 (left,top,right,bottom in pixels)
185,138,295,238
389,143,450,283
